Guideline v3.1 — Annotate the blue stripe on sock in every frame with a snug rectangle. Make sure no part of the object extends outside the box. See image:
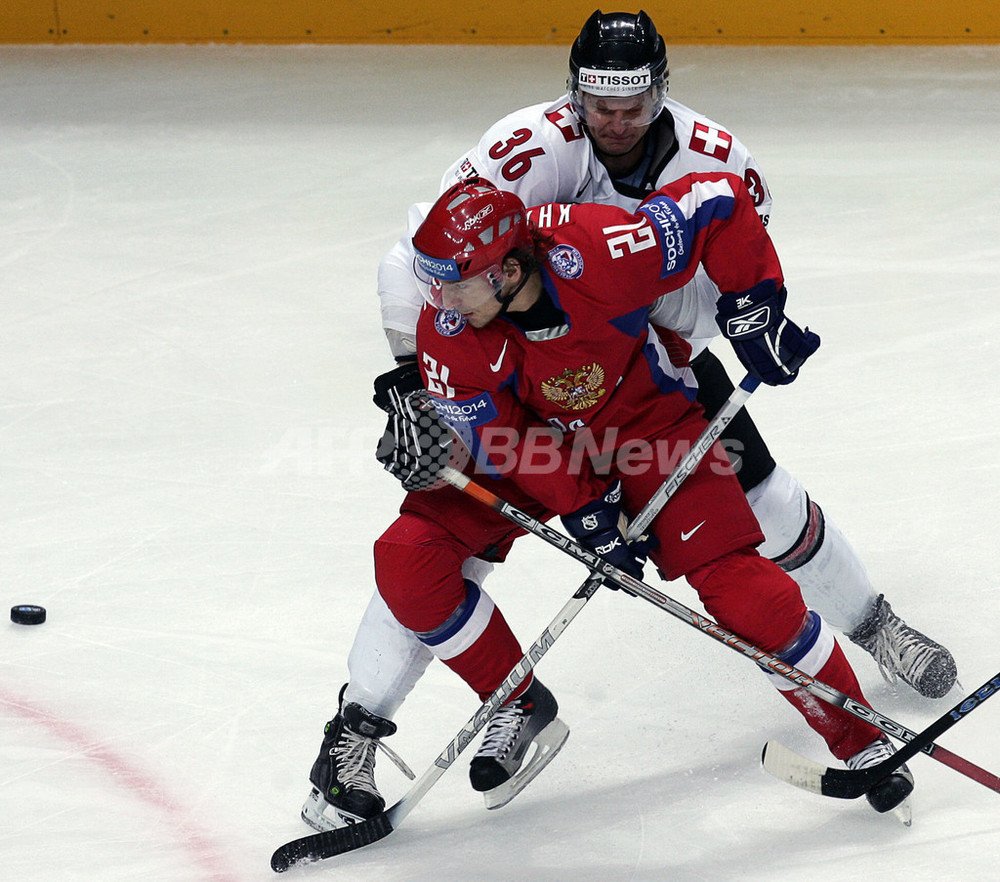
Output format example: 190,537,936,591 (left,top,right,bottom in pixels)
414,580,482,647
778,610,822,667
